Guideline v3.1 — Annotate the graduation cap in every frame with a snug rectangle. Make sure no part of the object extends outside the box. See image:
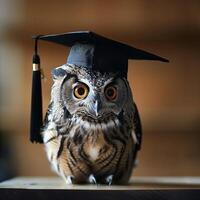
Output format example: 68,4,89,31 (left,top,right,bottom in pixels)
30,31,169,143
